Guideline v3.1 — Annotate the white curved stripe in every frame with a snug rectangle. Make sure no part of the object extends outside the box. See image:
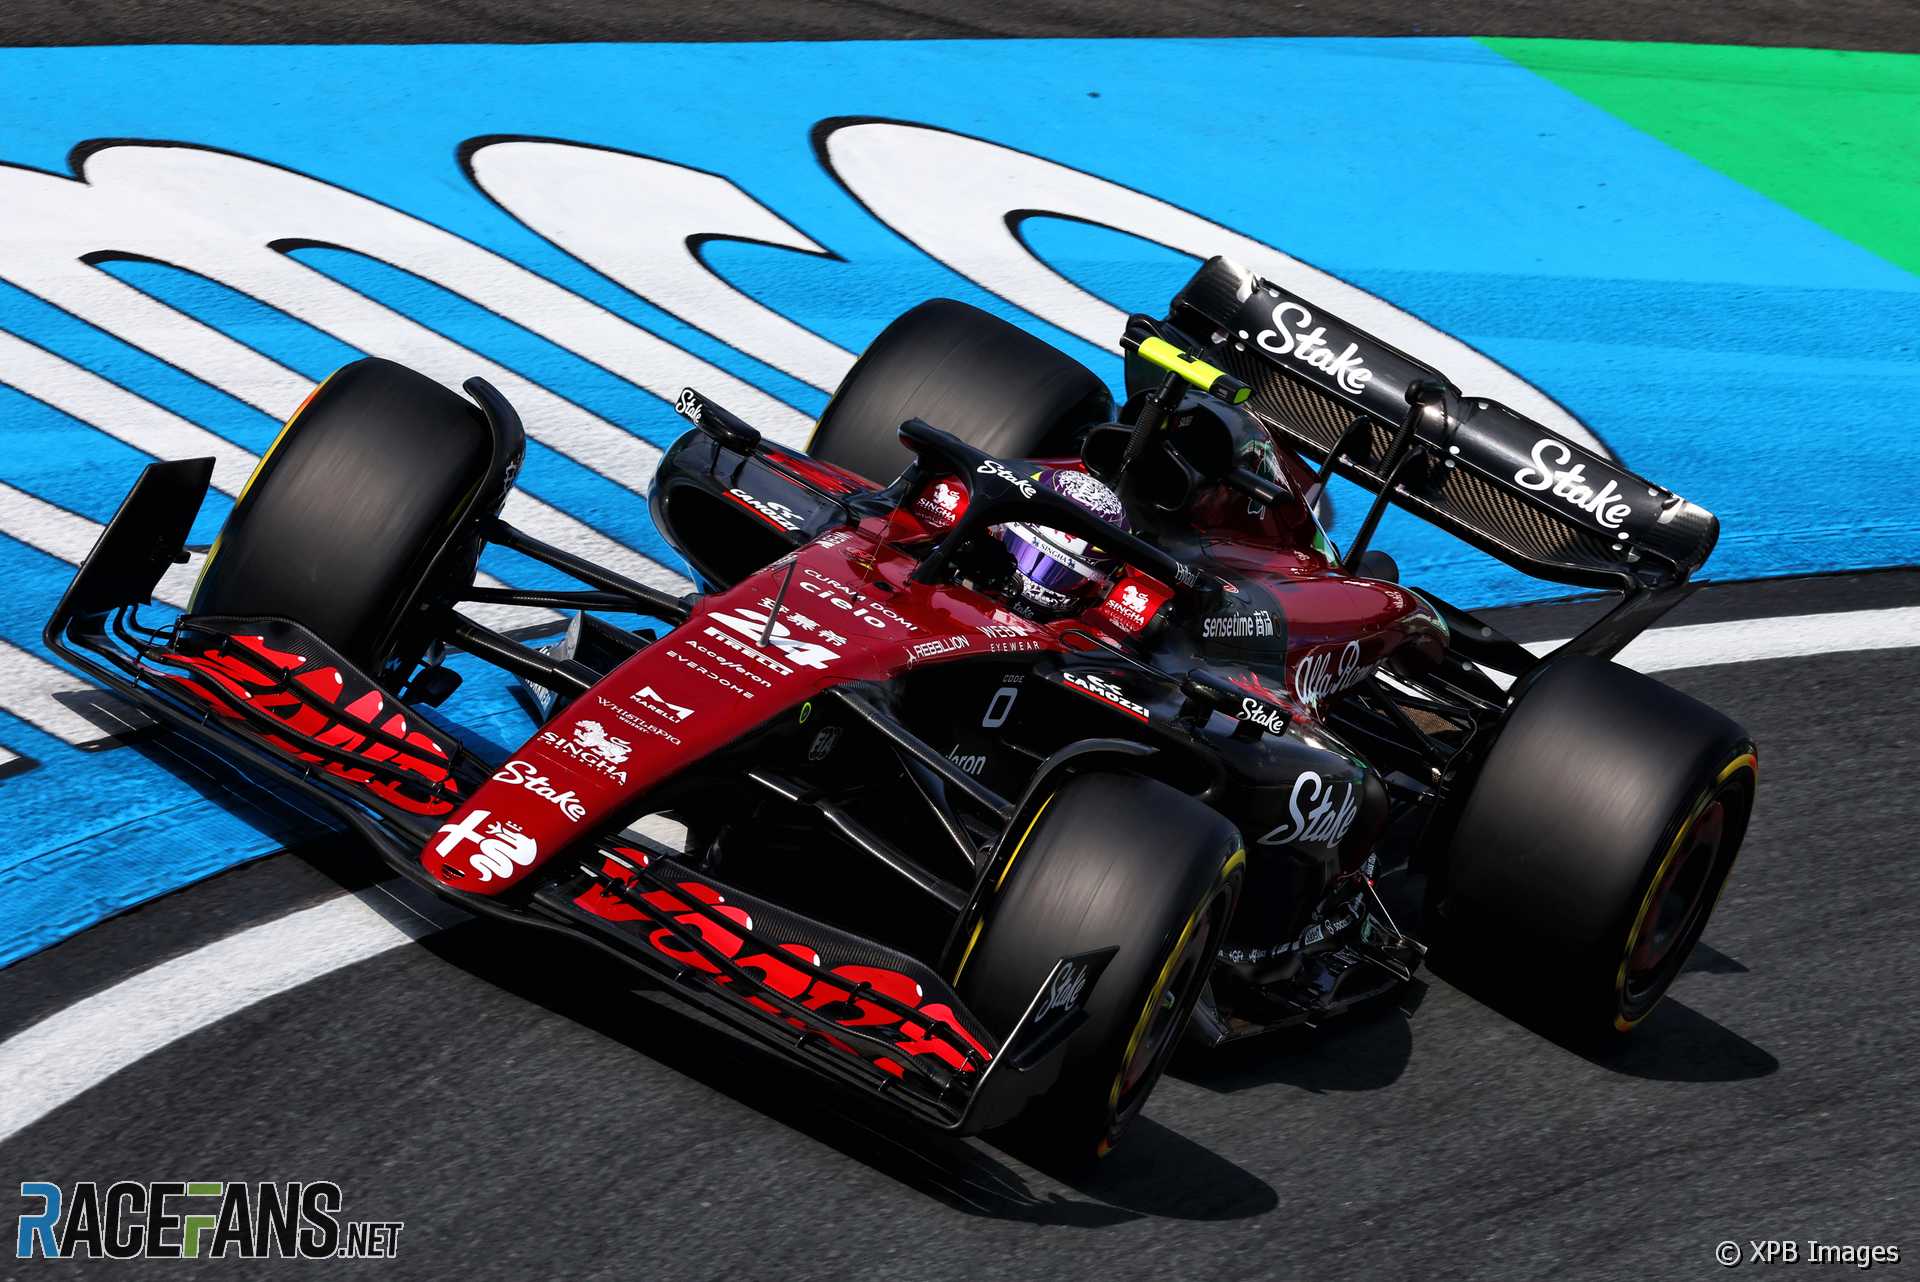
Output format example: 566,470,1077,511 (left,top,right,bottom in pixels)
0,894,435,1144
2,599,1910,1141
467,140,856,394
820,121,1615,459
1524,605,1920,672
